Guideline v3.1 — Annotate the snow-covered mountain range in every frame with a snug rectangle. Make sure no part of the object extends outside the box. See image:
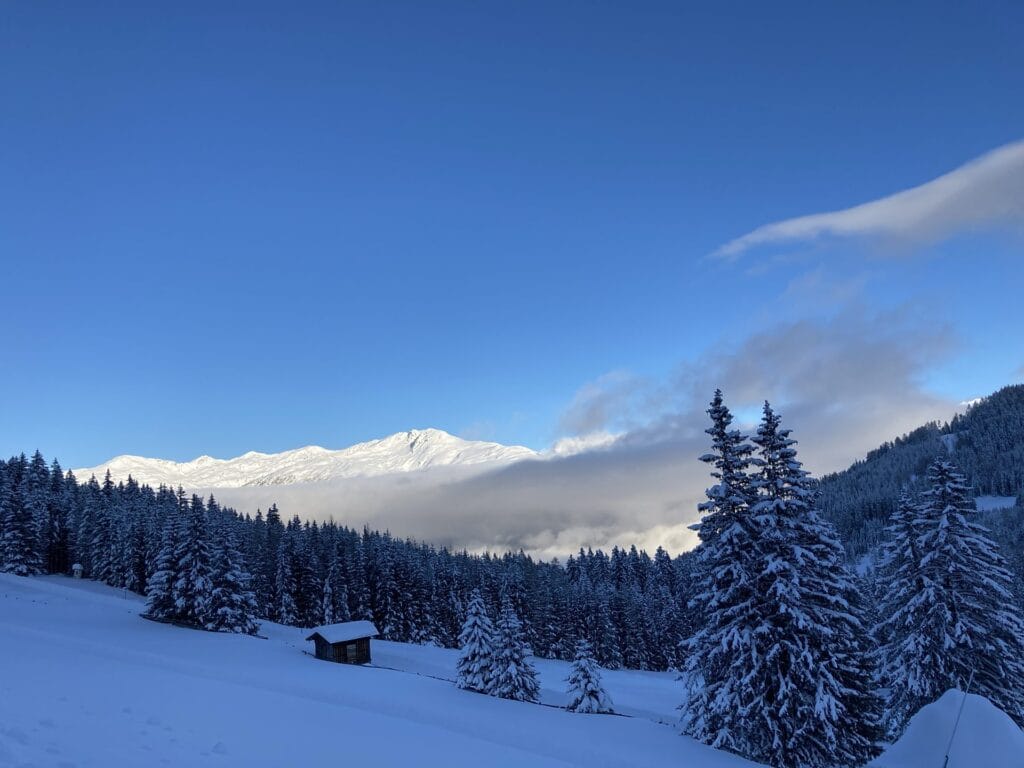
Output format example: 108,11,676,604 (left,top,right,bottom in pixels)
74,429,539,488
